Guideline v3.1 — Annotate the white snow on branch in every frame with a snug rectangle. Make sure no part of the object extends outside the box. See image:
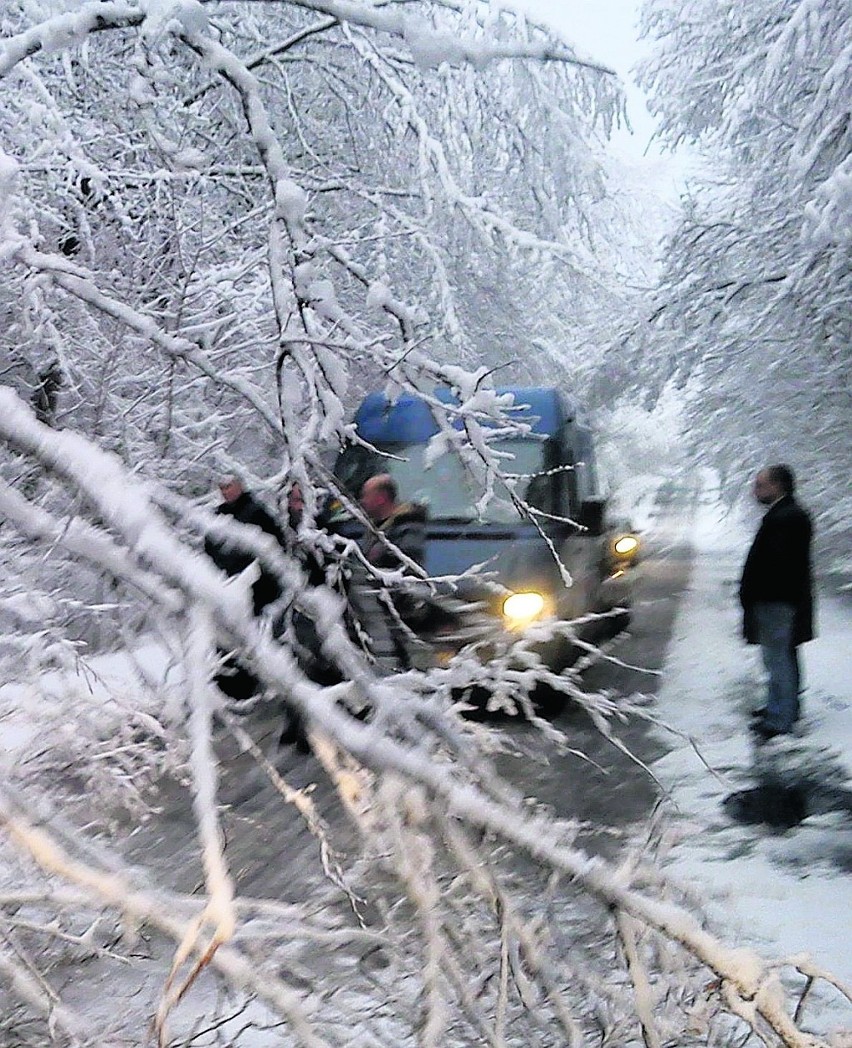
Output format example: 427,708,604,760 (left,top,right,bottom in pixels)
0,388,838,1046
